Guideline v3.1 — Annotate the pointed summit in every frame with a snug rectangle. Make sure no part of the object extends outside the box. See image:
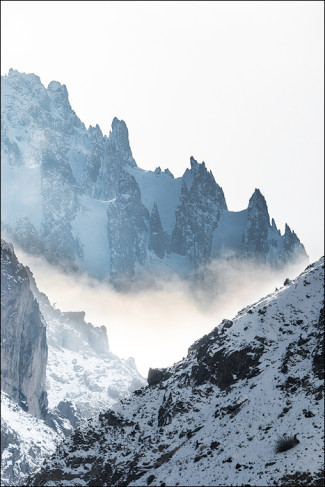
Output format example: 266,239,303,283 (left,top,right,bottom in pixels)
47,81,70,108
108,117,136,168
190,156,199,169
247,188,270,224
248,188,266,206
242,188,271,261
284,223,292,235
283,223,308,262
